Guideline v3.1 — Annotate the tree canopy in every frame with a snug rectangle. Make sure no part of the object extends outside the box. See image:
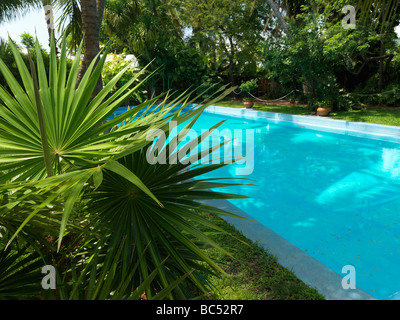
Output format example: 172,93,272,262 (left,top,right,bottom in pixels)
1,0,400,107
